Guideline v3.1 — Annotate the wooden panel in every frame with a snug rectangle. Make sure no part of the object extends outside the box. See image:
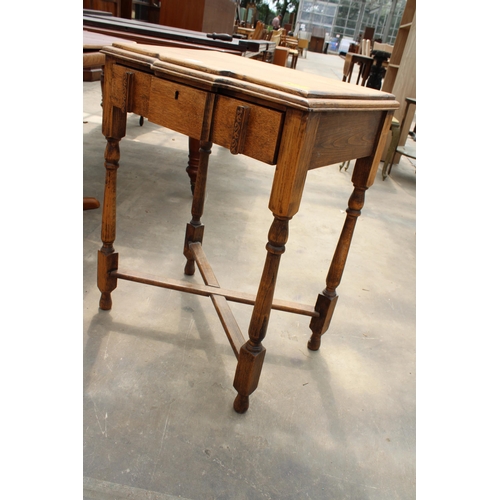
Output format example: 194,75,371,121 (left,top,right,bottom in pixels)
159,0,236,34
147,78,209,139
391,18,416,138
201,0,236,33
309,110,383,169
381,0,415,162
160,0,203,31
211,95,284,164
84,0,120,17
